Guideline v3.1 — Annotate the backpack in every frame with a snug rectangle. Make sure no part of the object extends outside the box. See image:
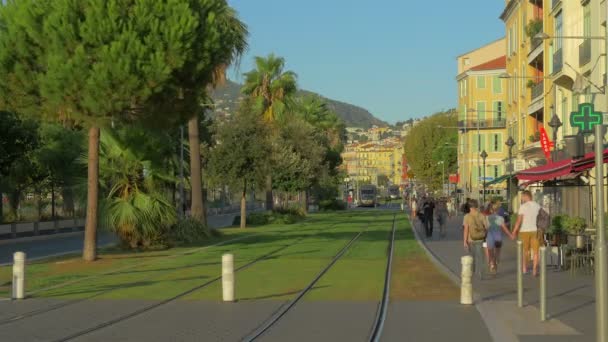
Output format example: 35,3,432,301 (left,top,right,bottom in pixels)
467,212,487,241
